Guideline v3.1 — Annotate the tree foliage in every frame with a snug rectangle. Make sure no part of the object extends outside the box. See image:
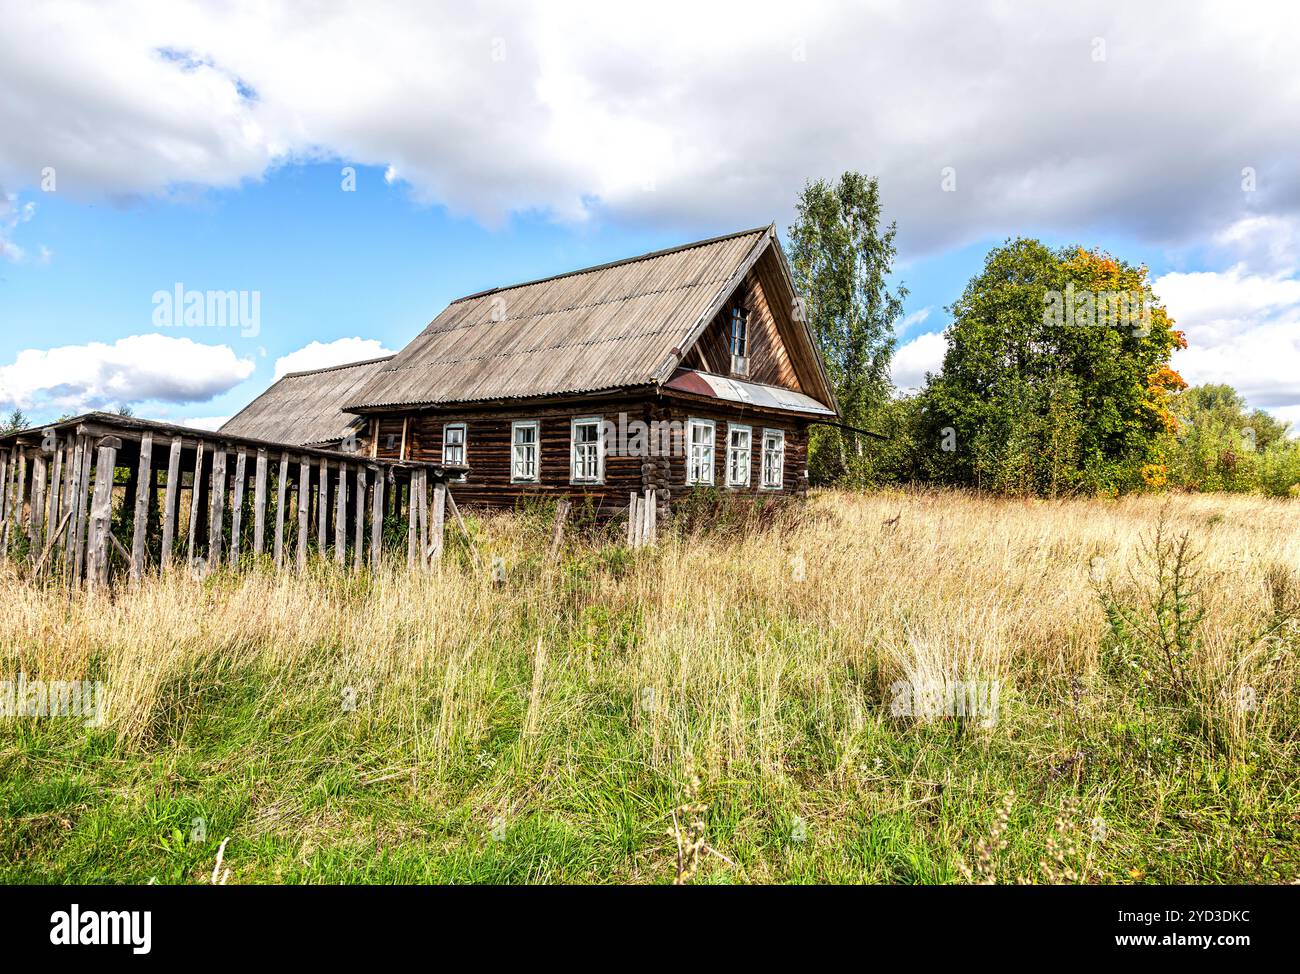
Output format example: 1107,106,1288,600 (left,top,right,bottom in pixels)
1162,384,1300,496
787,172,905,486
918,239,1187,496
